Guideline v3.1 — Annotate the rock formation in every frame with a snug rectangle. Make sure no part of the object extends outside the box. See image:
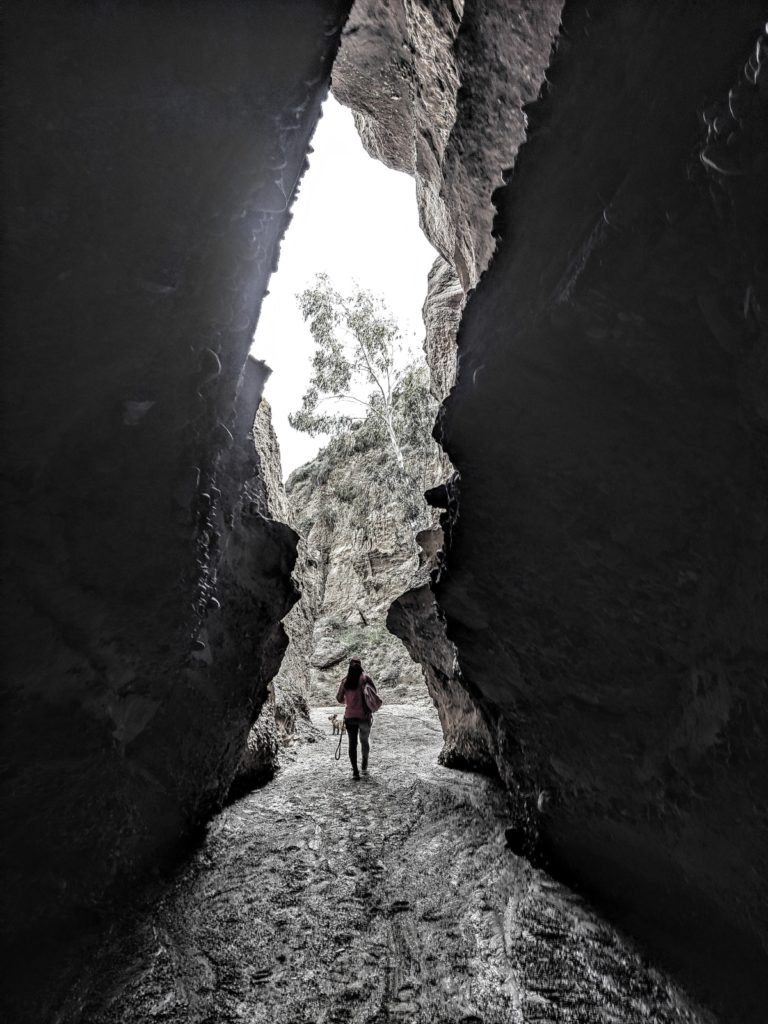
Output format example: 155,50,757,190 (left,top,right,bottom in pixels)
228,398,316,799
285,424,441,704
396,4,766,1021
342,2,768,1019
3,2,767,1022
332,0,563,411
333,0,563,291
334,0,567,776
388,481,497,775
249,403,320,714
1,2,351,1019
